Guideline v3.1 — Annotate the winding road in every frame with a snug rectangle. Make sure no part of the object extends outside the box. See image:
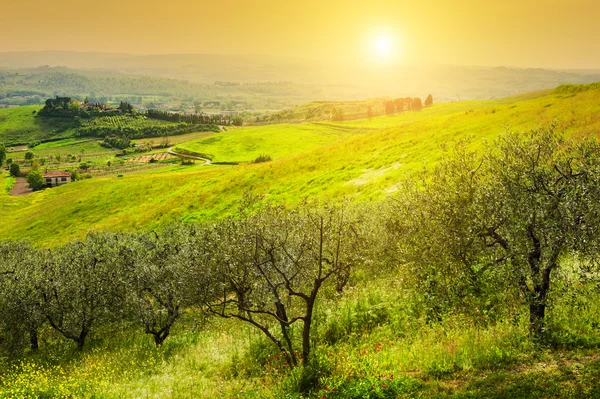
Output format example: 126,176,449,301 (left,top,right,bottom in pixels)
167,147,211,165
